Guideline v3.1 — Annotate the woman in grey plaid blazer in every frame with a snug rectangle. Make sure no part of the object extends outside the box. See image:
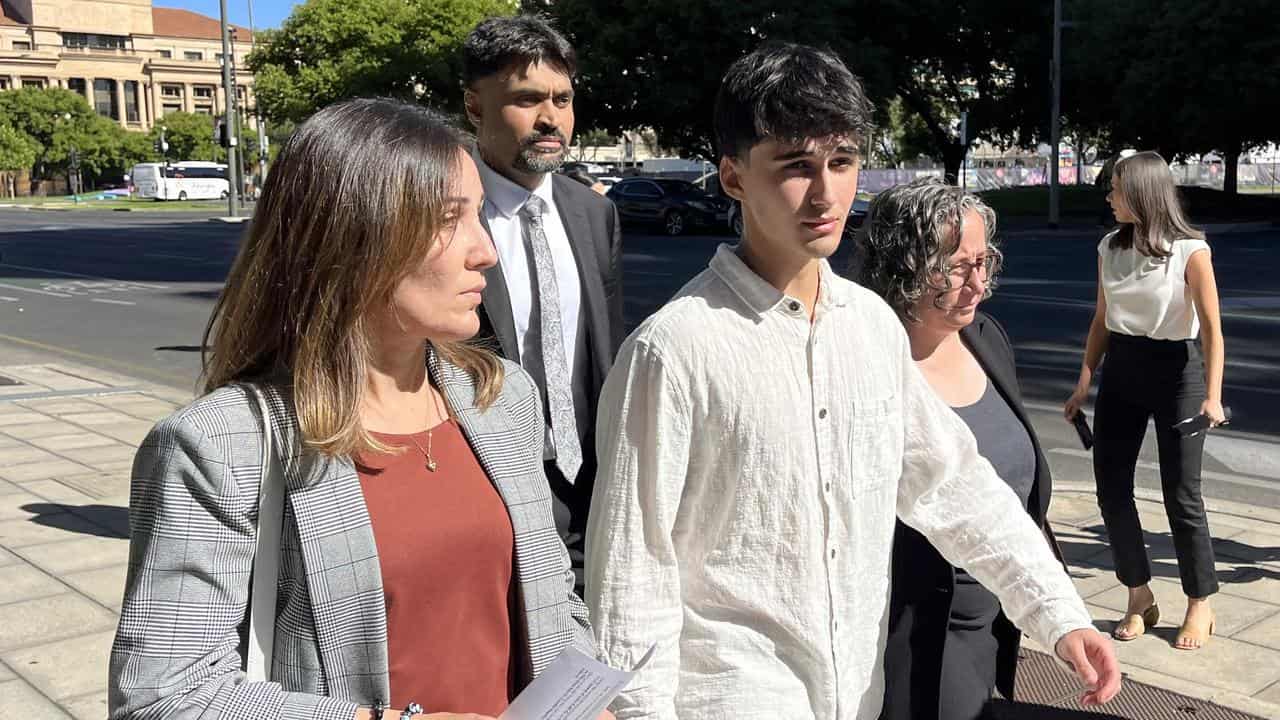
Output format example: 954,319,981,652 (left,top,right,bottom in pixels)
109,99,597,720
